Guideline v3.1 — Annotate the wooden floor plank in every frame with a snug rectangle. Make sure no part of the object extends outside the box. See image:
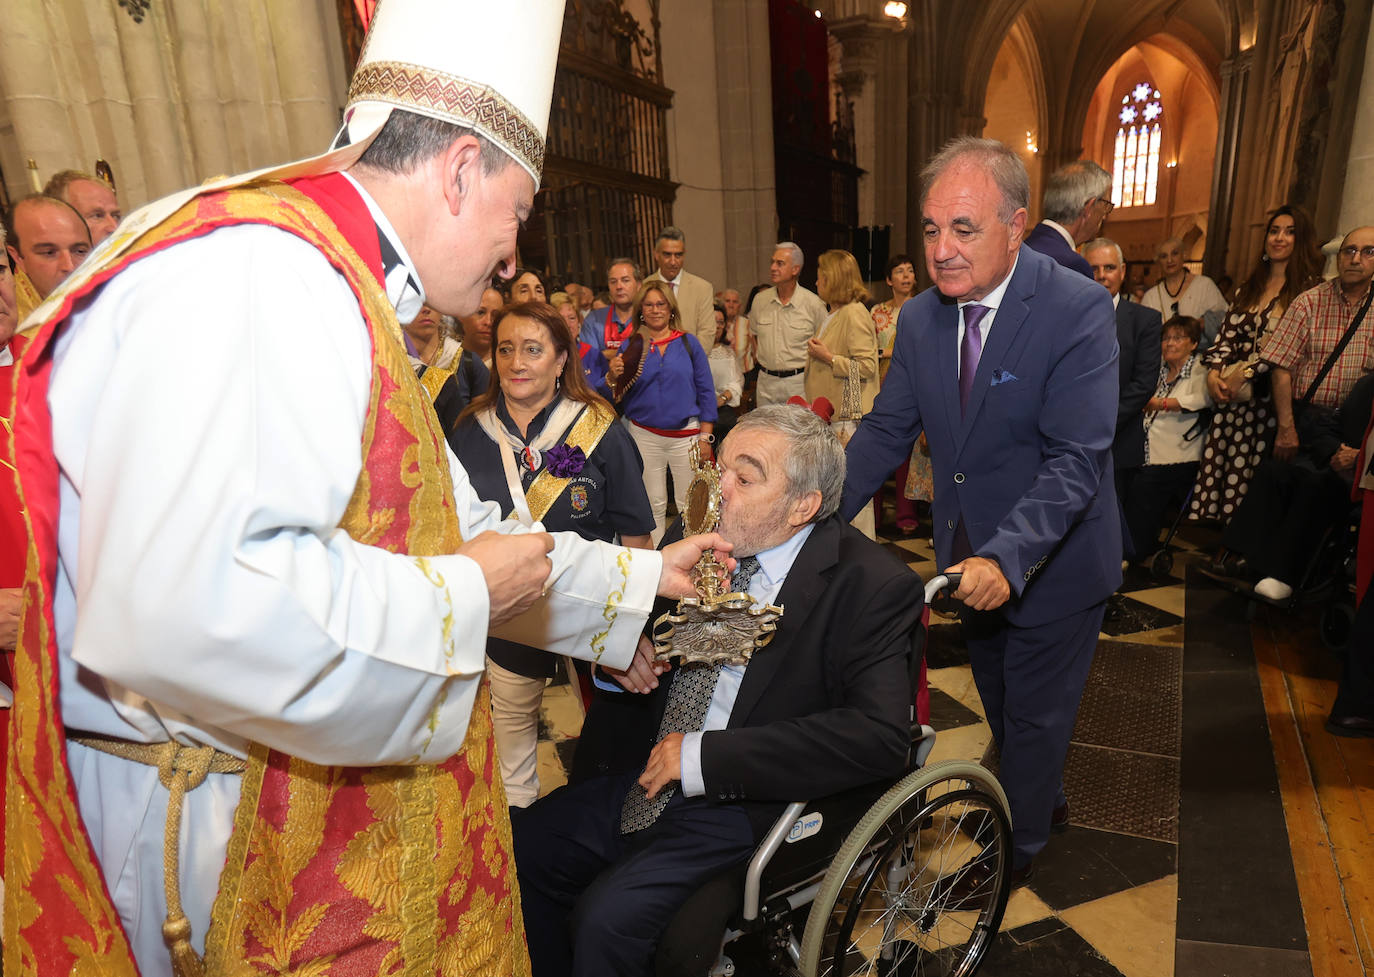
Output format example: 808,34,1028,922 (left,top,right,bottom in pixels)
1270,643,1374,972
1252,615,1367,977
